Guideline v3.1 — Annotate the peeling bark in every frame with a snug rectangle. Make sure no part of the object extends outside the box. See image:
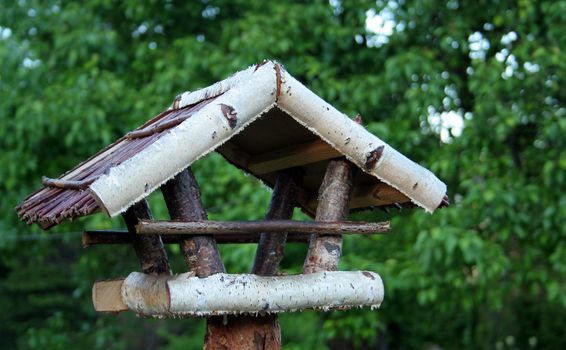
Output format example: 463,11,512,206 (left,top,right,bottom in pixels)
219,103,237,129
303,158,355,274
42,176,95,190
122,200,170,275
364,145,385,170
